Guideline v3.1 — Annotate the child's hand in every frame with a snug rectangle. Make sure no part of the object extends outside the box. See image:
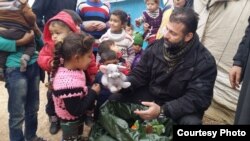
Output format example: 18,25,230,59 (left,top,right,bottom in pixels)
54,34,66,44
143,23,150,32
91,83,100,95
135,19,141,27
126,63,131,71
